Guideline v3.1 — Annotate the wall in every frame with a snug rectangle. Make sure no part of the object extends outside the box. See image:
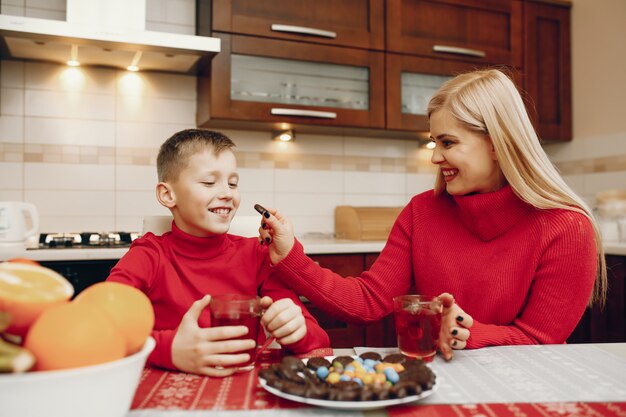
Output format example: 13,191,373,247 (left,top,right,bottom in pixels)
543,0,626,206
0,1,434,237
